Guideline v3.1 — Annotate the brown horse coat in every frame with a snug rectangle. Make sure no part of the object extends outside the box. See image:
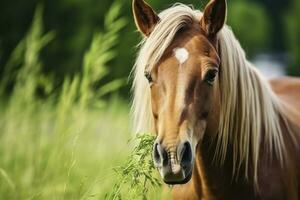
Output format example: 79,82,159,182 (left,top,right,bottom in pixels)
131,0,300,199
172,78,300,200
